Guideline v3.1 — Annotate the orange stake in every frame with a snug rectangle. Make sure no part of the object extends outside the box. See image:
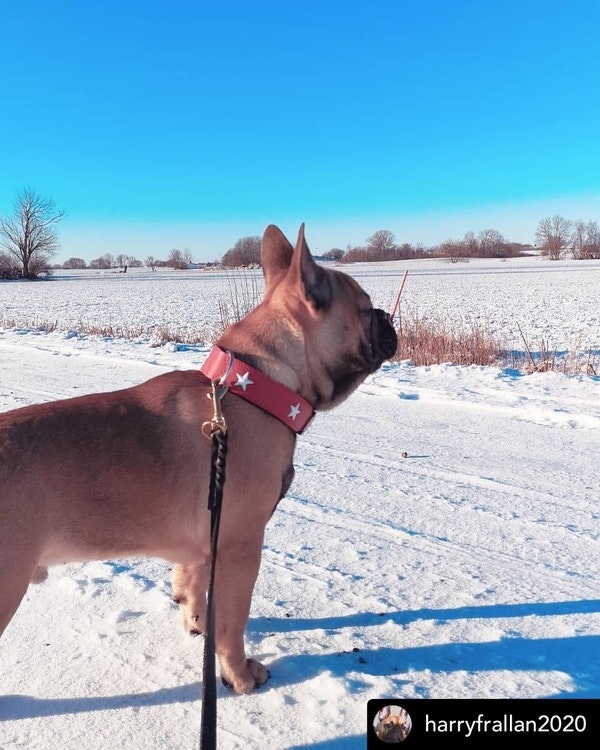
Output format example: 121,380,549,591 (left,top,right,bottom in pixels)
390,270,408,321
